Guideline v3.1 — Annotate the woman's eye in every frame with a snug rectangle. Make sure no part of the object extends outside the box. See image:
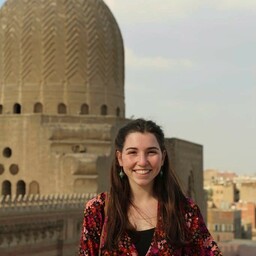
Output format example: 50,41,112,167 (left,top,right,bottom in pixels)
127,151,137,155
148,151,157,155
